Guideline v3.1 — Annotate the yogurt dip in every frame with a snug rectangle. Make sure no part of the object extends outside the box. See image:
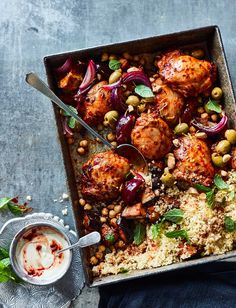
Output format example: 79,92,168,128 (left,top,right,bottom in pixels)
13,225,71,284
